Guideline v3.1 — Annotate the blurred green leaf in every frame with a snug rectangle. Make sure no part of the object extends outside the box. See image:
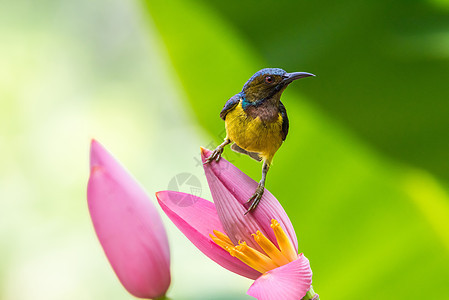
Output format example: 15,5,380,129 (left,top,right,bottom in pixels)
142,0,449,299
204,0,449,181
